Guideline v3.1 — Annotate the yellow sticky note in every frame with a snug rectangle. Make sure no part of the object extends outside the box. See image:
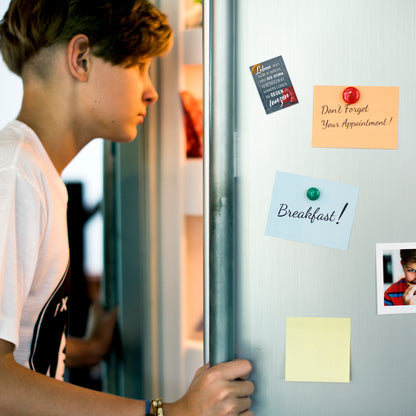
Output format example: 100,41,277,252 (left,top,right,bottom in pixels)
285,317,351,383
312,86,399,149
